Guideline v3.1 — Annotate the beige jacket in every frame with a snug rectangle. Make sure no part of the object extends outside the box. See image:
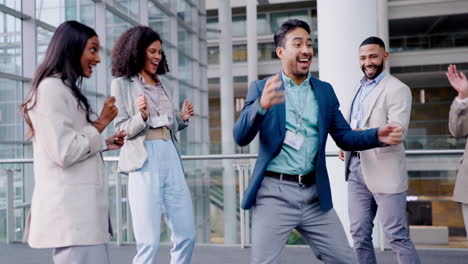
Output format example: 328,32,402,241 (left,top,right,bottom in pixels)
25,77,109,248
111,76,187,173
344,73,412,194
449,98,468,204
